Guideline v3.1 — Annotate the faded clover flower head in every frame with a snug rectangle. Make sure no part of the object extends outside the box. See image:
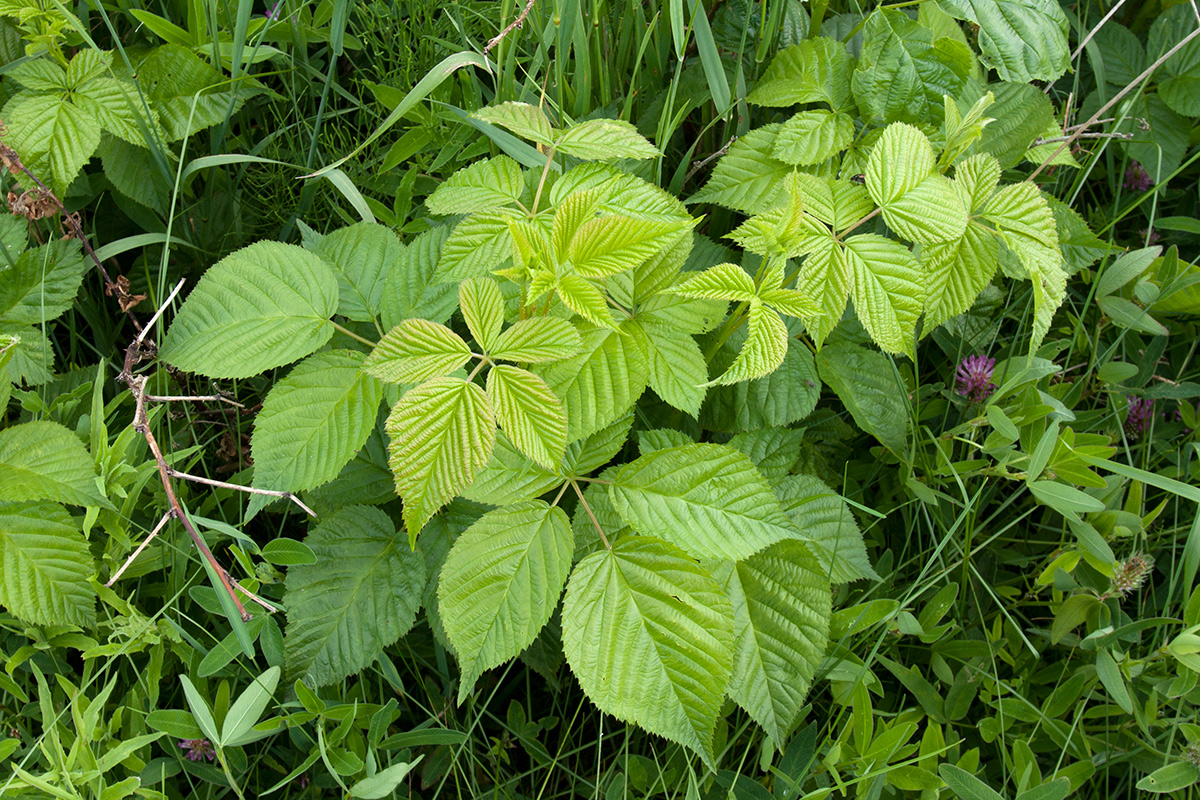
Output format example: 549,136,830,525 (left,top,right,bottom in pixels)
179,738,216,762
1124,160,1153,192
1185,740,1200,768
1124,396,1154,439
955,355,996,403
1111,553,1154,598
